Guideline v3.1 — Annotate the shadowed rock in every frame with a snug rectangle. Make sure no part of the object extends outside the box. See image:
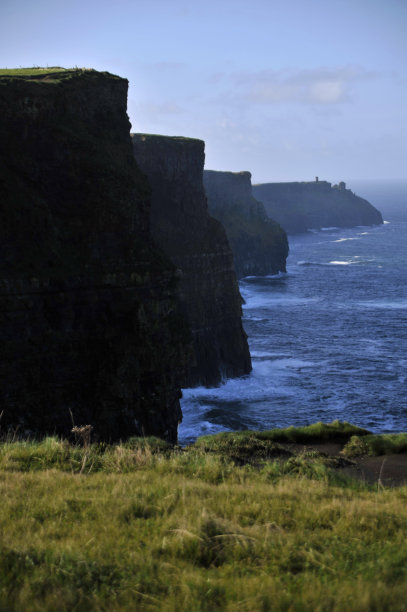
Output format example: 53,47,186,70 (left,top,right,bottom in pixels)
252,180,383,234
0,69,189,442
204,170,288,278
131,134,252,386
